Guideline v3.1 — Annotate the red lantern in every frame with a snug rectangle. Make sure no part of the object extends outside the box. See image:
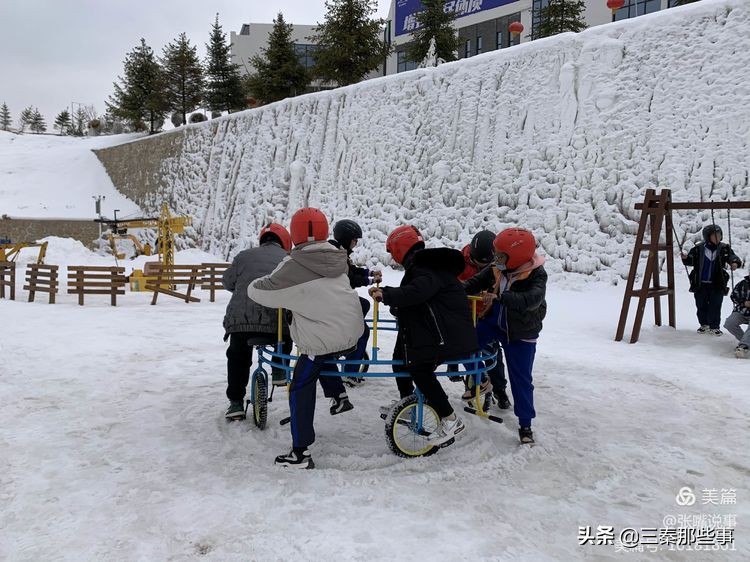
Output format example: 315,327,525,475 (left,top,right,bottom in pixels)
508,21,524,37
607,0,625,14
